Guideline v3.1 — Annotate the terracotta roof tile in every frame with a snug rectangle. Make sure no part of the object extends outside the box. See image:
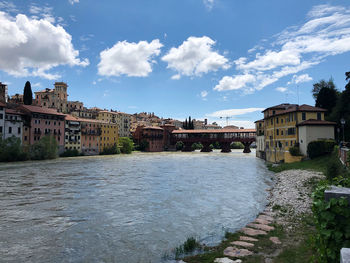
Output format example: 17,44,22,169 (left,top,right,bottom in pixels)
297,119,337,126
172,128,256,134
20,105,66,116
5,108,25,115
